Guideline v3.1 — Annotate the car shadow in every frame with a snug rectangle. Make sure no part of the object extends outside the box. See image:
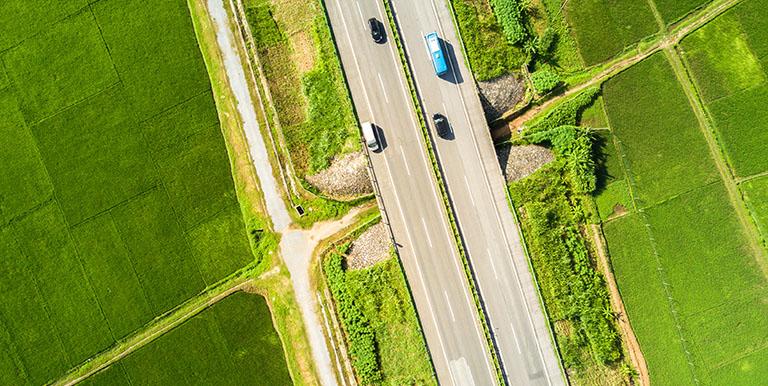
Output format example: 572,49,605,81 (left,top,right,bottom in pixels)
438,38,463,85
437,122,455,141
374,18,388,44
374,123,388,152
